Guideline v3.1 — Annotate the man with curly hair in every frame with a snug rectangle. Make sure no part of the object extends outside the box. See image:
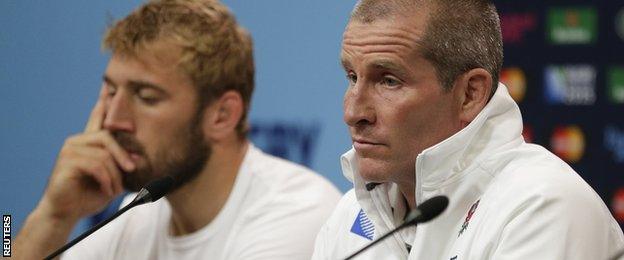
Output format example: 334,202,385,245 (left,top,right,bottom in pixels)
14,1,340,259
